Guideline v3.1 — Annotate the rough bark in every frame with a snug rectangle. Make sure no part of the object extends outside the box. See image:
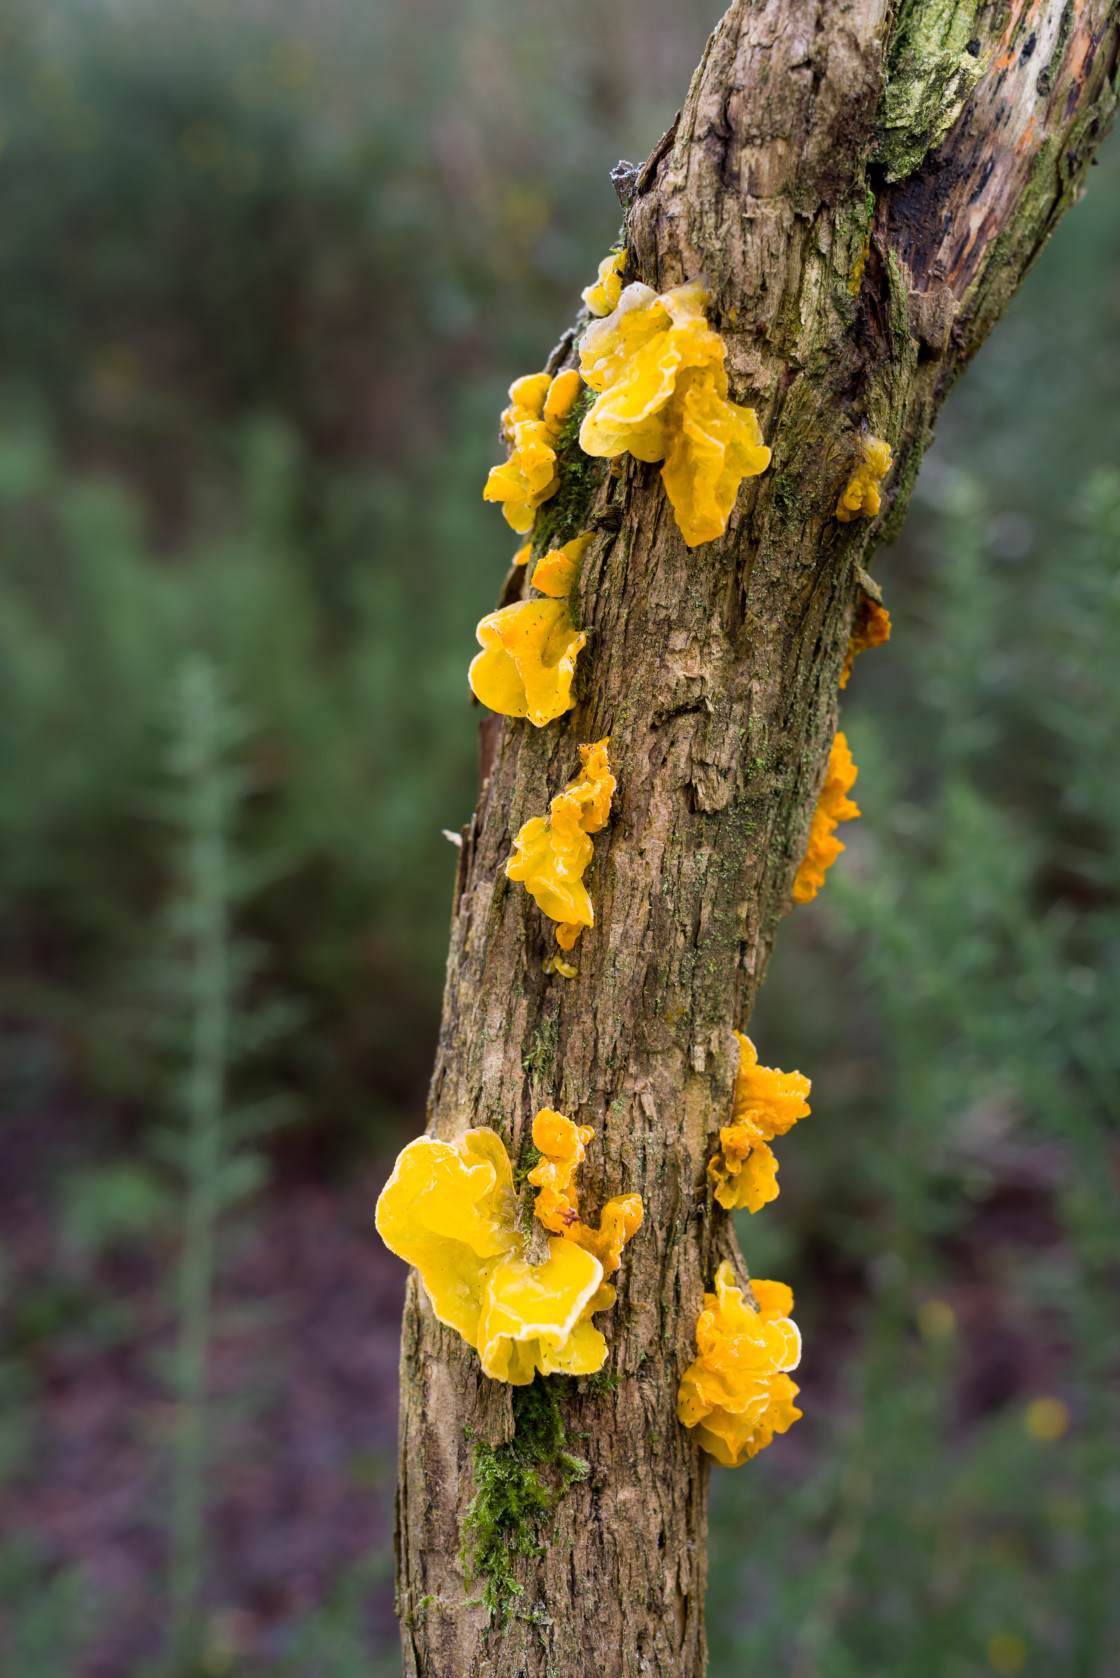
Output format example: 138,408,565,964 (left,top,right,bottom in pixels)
395,3,1119,1675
